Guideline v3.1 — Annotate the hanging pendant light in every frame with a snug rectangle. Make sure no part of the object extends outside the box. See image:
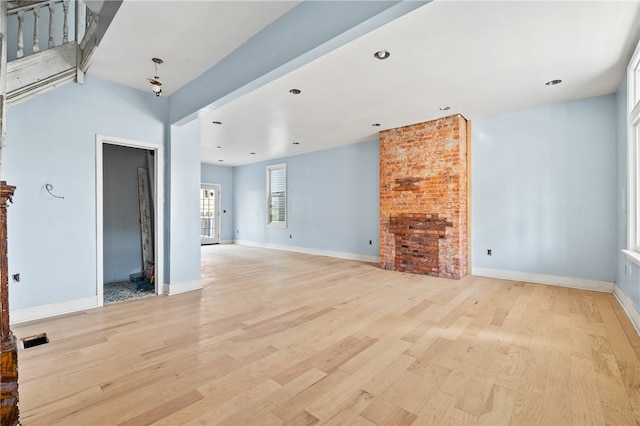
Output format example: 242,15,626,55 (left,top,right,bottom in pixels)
148,57,164,97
